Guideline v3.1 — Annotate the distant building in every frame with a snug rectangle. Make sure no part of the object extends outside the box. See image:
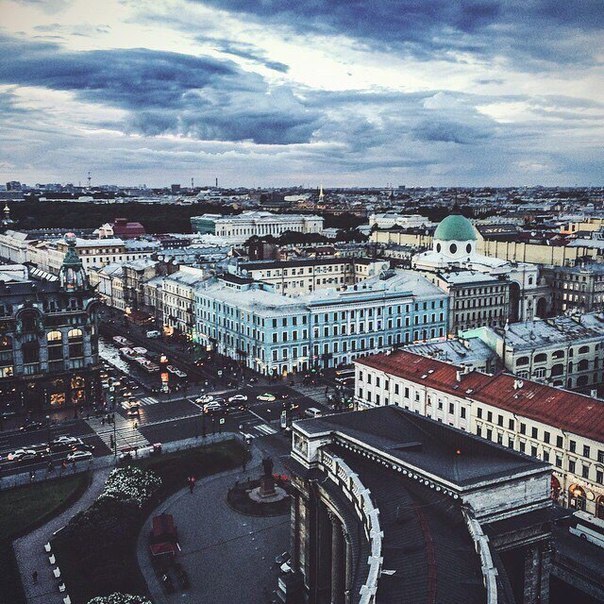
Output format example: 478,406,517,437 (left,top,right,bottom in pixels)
413,209,551,322
235,257,390,296
0,235,100,411
543,262,604,314
190,211,324,243
286,406,553,604
354,349,604,517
